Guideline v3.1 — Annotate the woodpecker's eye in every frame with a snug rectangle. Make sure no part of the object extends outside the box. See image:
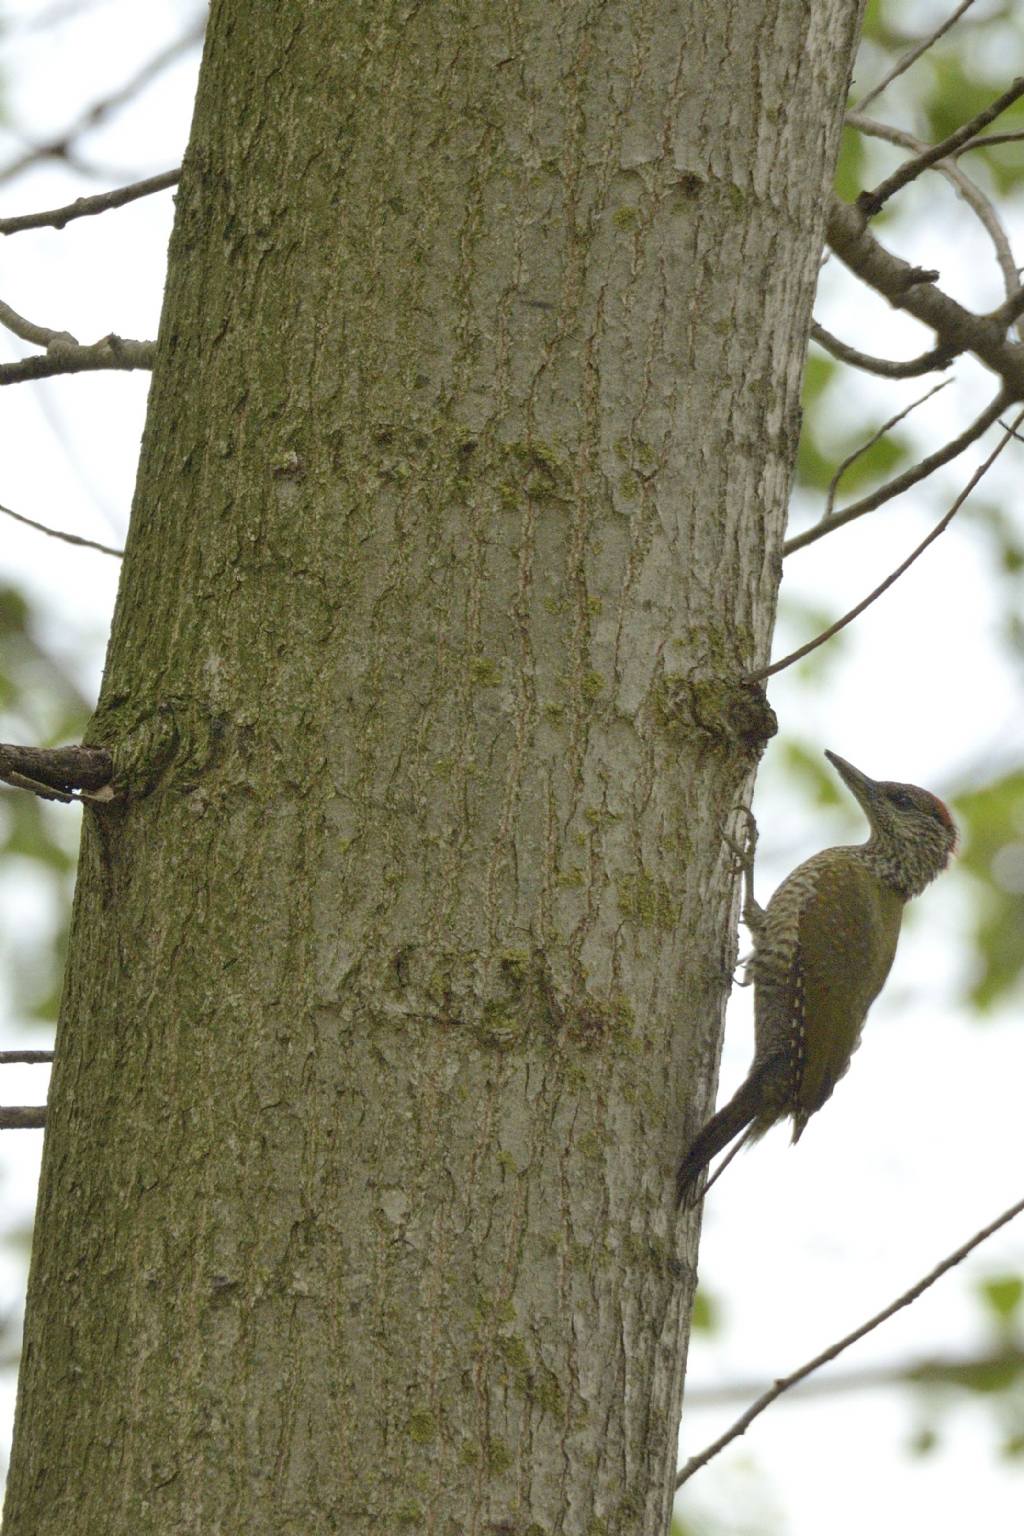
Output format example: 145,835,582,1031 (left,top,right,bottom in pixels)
889,790,915,811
